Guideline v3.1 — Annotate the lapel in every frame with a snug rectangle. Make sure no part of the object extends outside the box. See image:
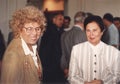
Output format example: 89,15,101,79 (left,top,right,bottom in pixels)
36,52,42,80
